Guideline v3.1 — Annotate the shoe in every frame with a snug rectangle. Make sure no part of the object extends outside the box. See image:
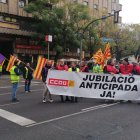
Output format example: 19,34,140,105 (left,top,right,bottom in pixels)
42,99,46,103
48,99,54,103
119,100,124,103
61,100,64,103
28,91,31,93
127,100,132,103
12,98,19,102
65,96,70,101
25,91,28,93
